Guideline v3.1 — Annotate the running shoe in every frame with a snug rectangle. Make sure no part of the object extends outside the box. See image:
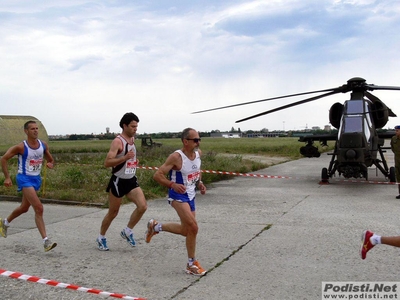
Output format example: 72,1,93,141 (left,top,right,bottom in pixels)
360,230,374,260
0,218,8,238
120,229,136,247
96,237,109,251
186,260,207,276
44,239,57,252
145,219,158,243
